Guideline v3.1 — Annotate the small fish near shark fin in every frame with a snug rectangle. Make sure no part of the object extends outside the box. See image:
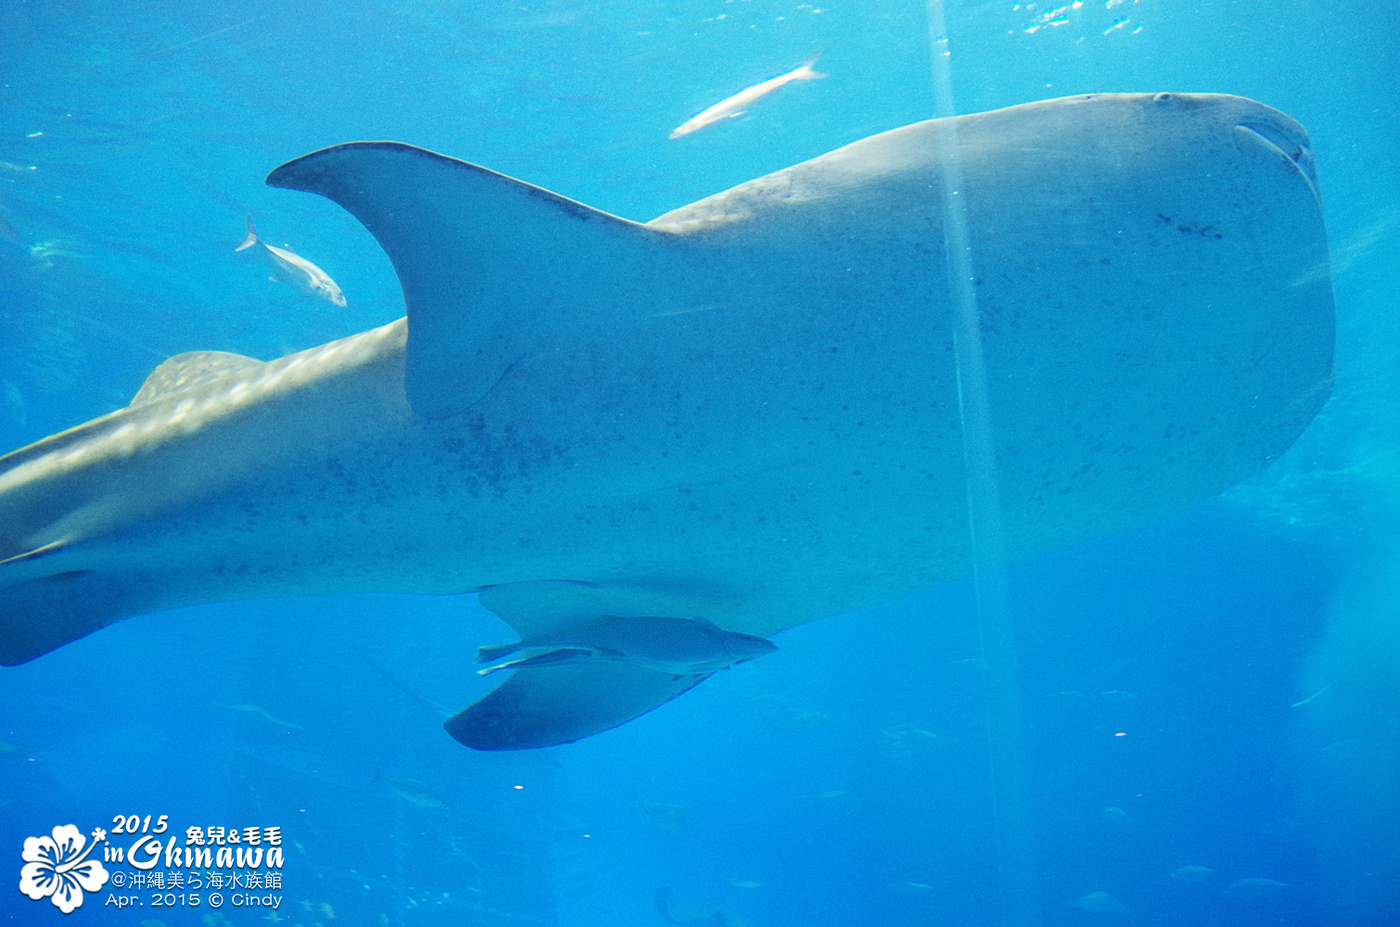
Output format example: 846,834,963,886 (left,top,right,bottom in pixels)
475,613,777,675
266,143,675,420
444,661,713,750
0,540,69,568
235,213,259,252
476,647,597,676
130,351,263,406
476,639,525,665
